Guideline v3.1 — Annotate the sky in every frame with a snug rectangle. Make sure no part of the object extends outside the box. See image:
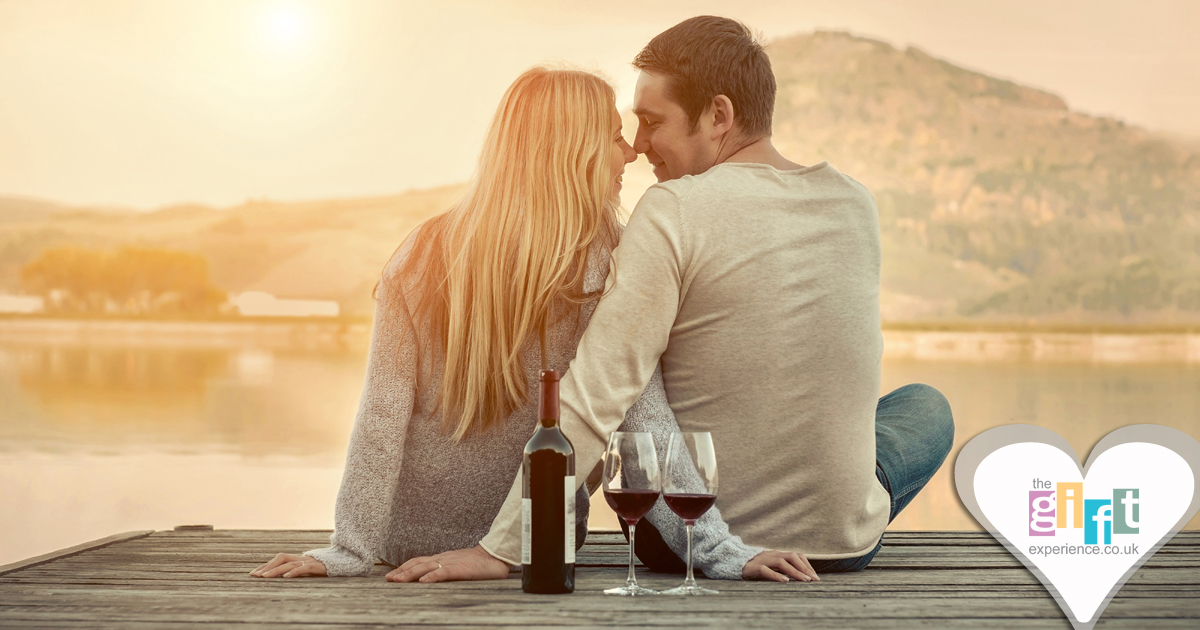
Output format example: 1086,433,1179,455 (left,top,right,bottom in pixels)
0,0,1197,209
